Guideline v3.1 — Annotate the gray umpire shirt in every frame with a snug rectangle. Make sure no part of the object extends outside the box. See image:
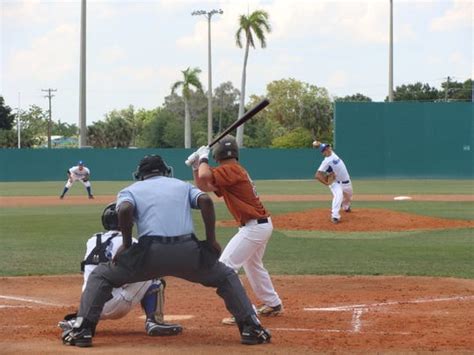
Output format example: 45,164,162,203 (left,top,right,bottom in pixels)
116,176,203,238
